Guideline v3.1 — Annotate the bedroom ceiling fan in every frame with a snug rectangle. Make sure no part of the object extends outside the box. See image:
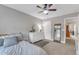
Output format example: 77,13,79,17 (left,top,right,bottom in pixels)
36,4,57,15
